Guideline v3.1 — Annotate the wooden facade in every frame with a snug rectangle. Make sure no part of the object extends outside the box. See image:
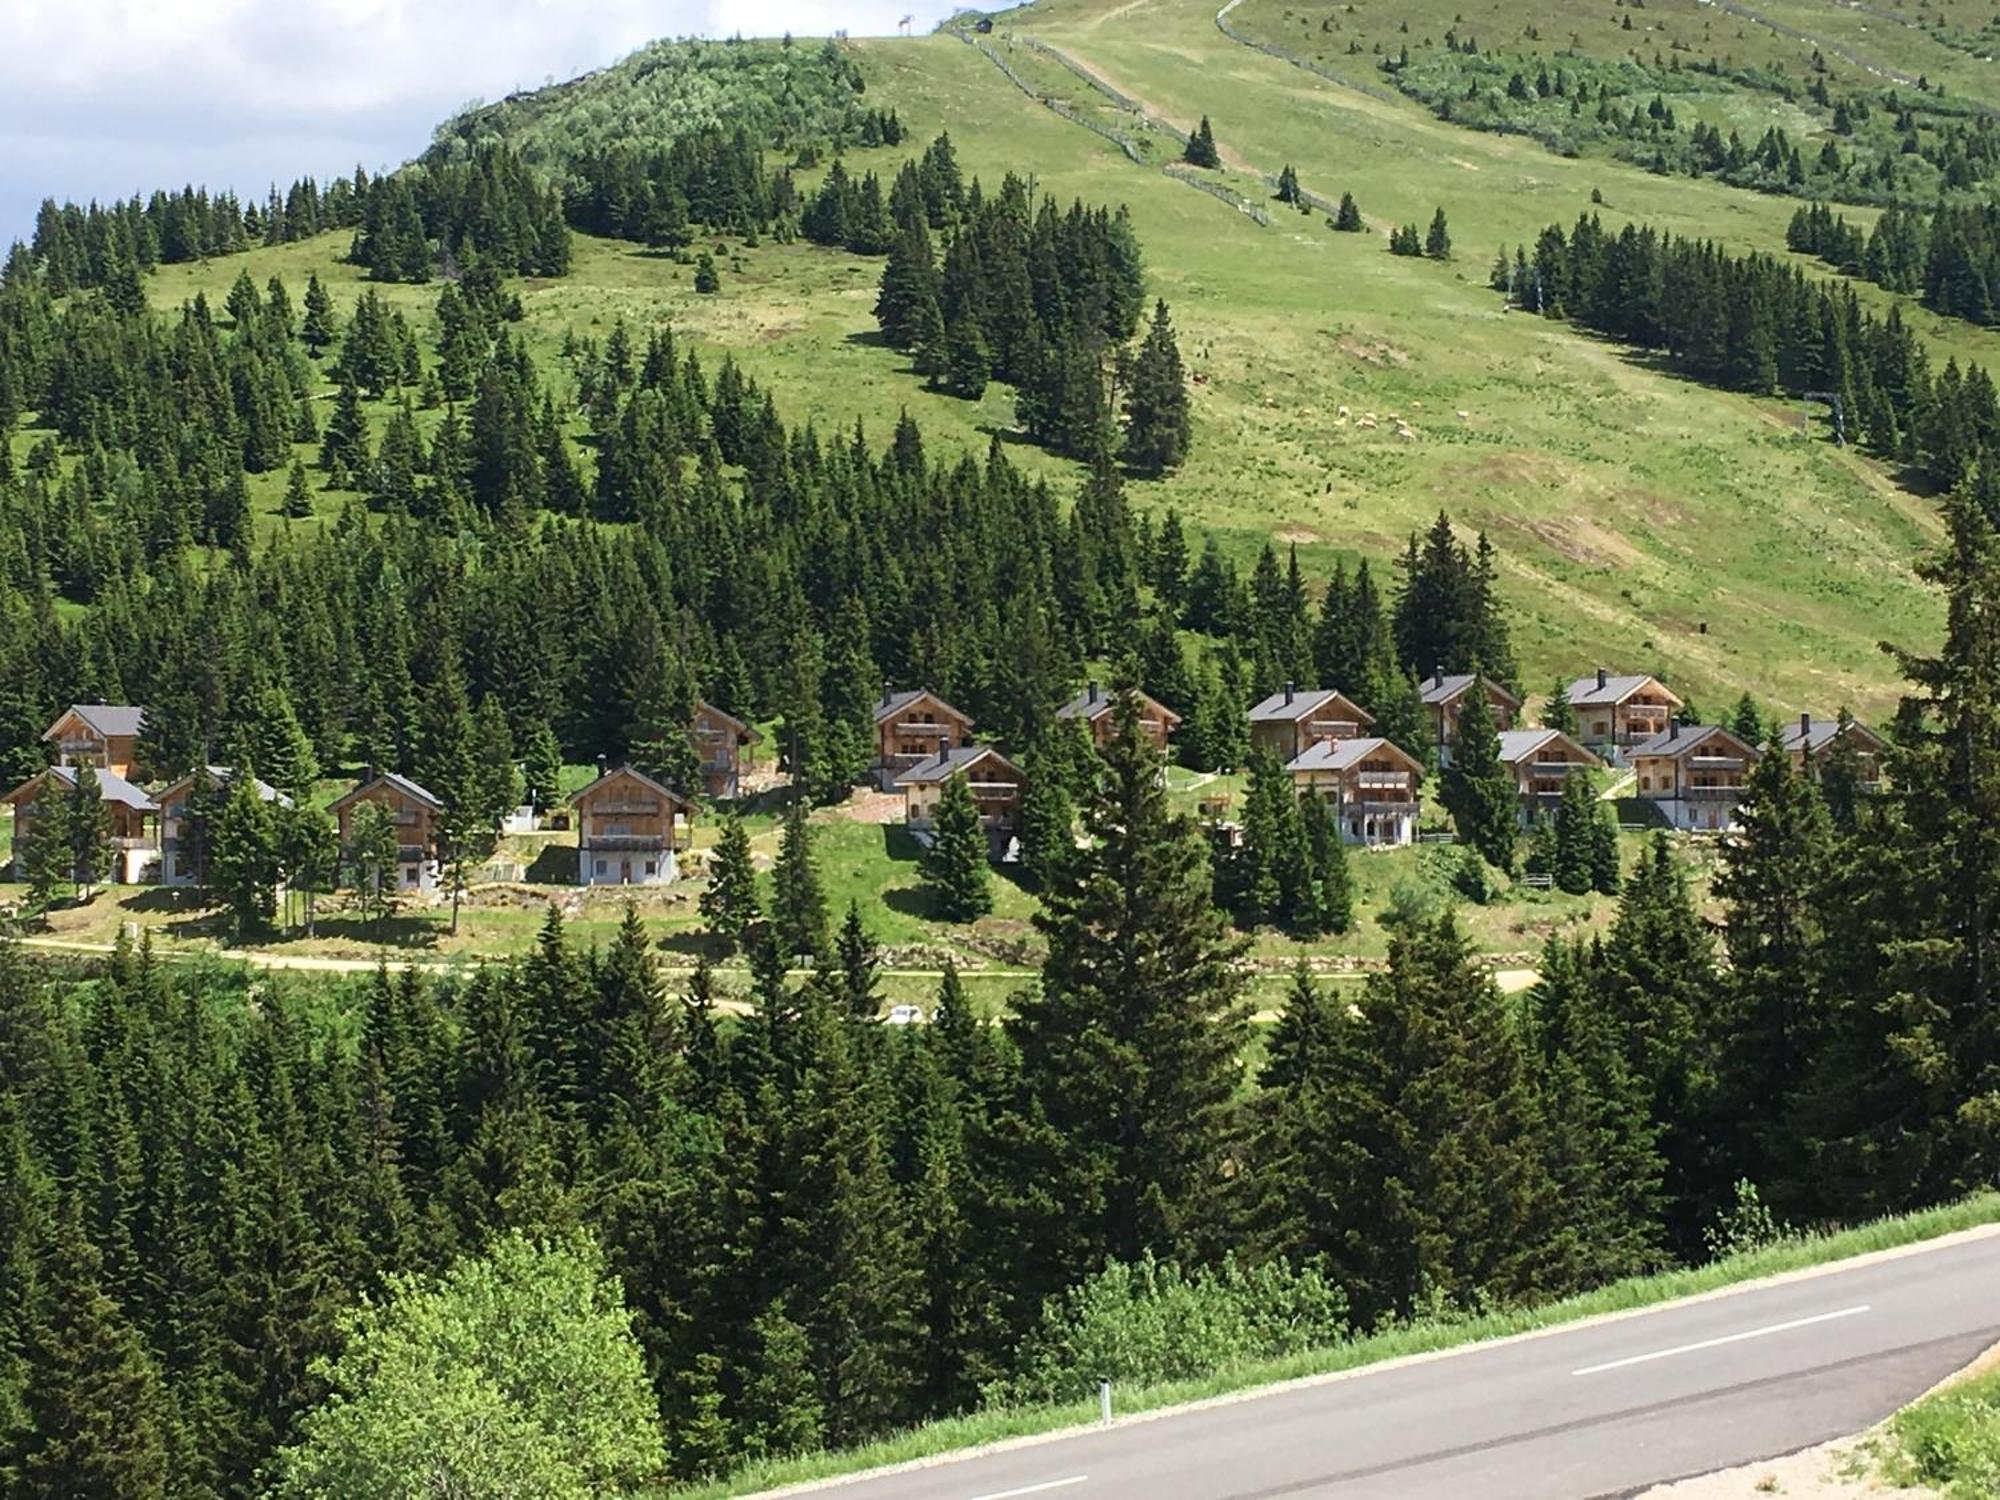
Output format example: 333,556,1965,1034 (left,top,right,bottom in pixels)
1282,736,1425,847
691,700,758,800
1566,670,1684,757
1056,683,1181,751
1630,724,1761,832
1496,728,1601,822
329,773,445,892
1247,686,1375,764
895,745,1026,833
873,688,976,787
571,765,690,886
1420,673,1521,765
41,704,146,780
